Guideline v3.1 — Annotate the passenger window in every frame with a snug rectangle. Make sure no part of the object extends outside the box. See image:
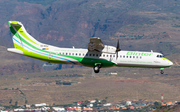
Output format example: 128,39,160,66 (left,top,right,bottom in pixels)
157,55,159,57
126,56,128,58
113,55,115,57
100,54,101,56
136,56,138,58
93,54,95,56
130,56,131,58
120,55,122,58
110,55,112,57
69,53,71,55
76,53,78,56
89,54,91,56
66,53,68,55
62,53,64,55
123,56,125,58
79,53,81,56
103,54,105,57
107,55,108,57
133,56,135,58
96,54,98,57
59,53,61,55
72,53,74,55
